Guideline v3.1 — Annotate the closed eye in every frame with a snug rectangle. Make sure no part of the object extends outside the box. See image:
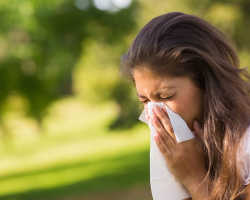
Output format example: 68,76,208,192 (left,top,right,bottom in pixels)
139,99,149,105
161,95,173,100
140,95,173,105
